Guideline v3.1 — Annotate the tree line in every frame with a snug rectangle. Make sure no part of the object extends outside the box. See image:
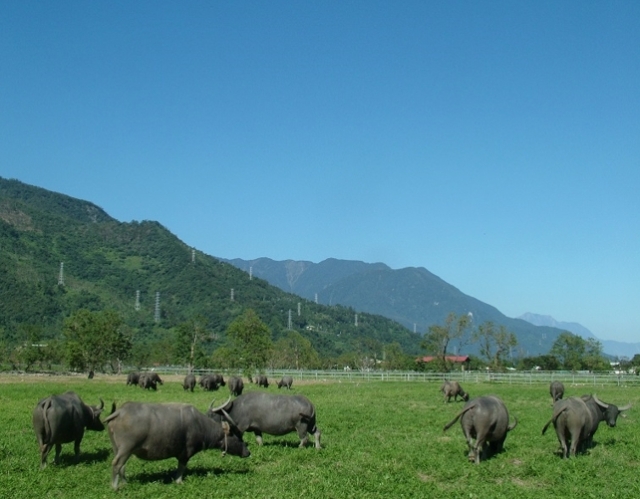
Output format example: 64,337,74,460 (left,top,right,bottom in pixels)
0,309,619,375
